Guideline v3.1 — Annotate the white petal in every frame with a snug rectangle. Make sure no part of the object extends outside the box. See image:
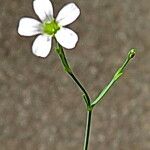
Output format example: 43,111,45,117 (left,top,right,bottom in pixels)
18,17,41,36
55,27,78,49
56,3,80,26
33,0,53,21
32,35,52,57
